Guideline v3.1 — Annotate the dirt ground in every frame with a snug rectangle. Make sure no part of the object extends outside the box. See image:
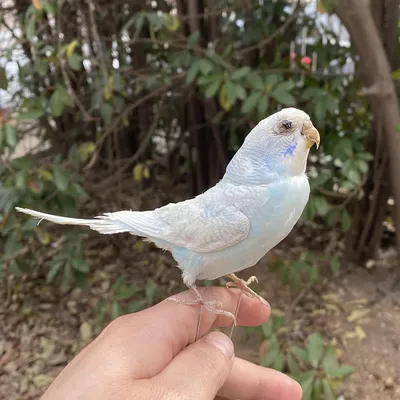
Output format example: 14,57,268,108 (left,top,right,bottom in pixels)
1,220,400,399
